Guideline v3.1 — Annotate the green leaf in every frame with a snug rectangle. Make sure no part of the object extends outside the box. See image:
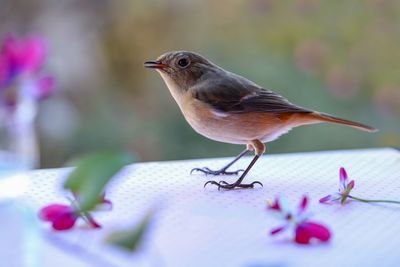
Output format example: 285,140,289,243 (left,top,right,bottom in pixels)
64,151,134,212
106,210,153,252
